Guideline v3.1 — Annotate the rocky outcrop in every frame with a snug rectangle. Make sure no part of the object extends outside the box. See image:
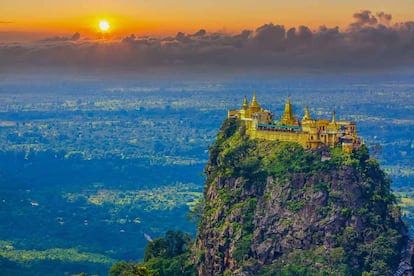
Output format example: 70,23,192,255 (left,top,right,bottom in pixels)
193,118,407,275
